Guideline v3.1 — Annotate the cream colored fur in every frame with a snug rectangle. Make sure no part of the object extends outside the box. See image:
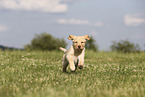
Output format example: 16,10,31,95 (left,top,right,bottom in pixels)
59,35,90,72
